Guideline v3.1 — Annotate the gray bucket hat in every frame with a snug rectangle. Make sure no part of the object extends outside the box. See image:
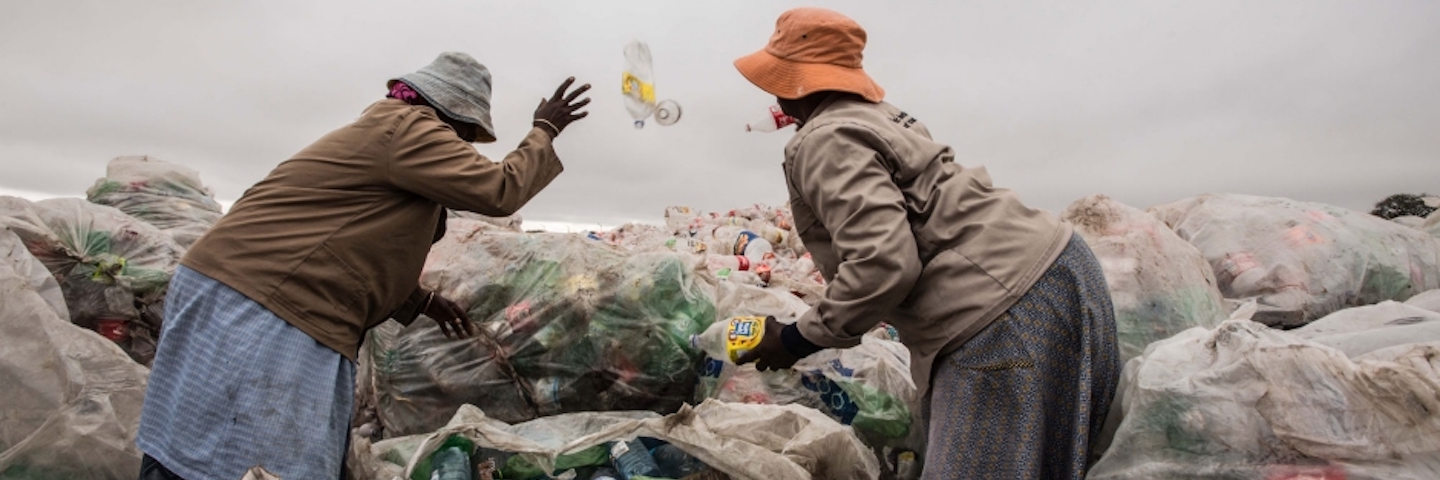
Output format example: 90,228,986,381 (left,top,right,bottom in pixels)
389,52,497,143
